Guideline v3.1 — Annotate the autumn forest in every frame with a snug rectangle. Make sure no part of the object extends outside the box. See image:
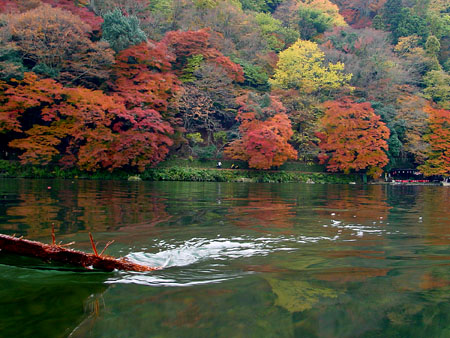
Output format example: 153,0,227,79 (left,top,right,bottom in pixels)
0,0,448,178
